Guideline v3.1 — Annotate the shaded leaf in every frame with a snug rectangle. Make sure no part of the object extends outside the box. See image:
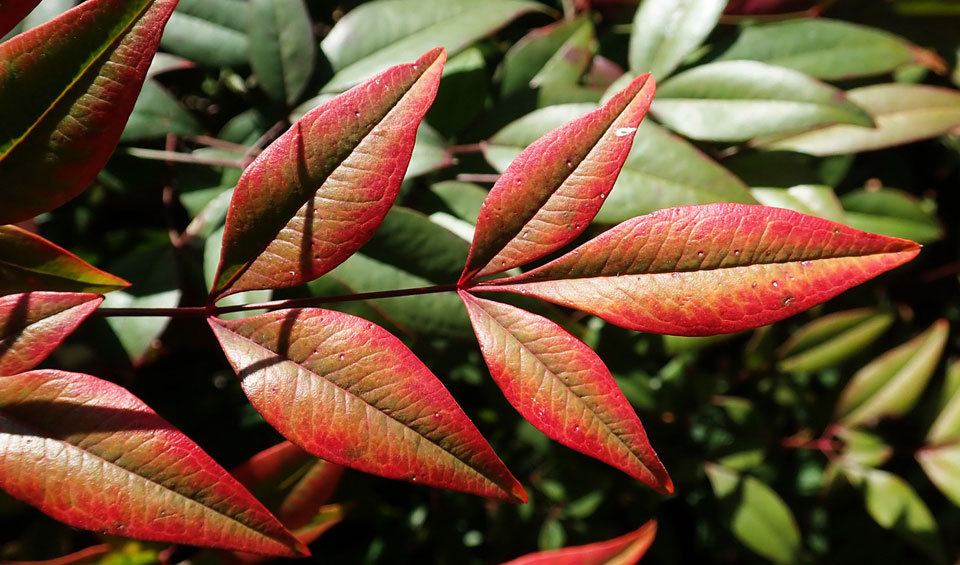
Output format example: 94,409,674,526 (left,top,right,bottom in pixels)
248,0,315,107
0,292,101,376
0,370,307,556
320,0,545,92
705,464,801,565
841,187,944,244
406,123,451,179
461,292,672,492
463,74,656,282
209,309,526,502
926,359,960,444
160,0,249,67
211,49,445,300
763,84,960,155
479,204,920,336
0,225,128,295
528,18,594,90
0,0,179,224
500,17,592,98
146,52,193,78
916,444,960,507
0,0,42,37
836,319,949,427
502,520,656,565
629,0,725,80
651,61,873,142
715,18,926,80
120,79,202,142
778,308,895,373
751,185,846,223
